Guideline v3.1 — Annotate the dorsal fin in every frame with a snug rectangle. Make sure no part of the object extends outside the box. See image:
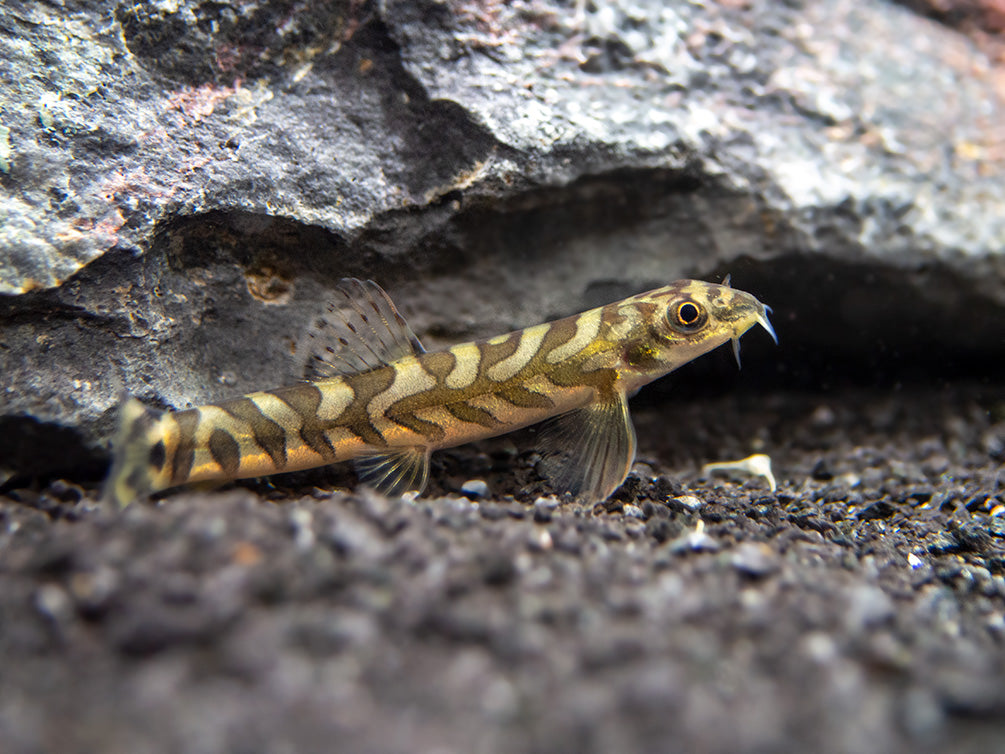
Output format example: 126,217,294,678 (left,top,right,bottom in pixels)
302,278,425,380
